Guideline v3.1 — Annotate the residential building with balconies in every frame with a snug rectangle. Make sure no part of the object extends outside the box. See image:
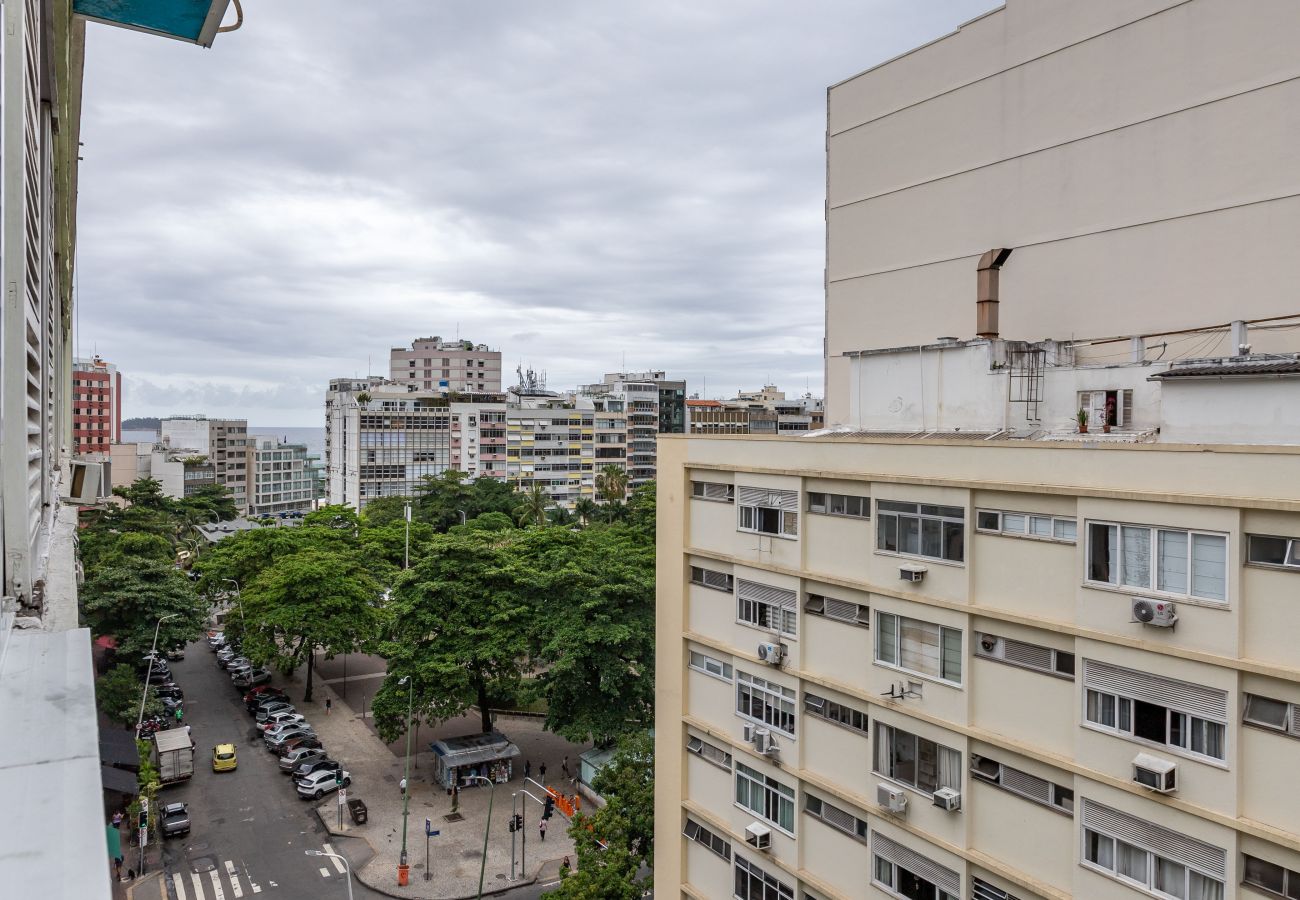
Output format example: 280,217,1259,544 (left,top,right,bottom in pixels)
71,356,121,456
390,335,503,393
161,416,251,512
